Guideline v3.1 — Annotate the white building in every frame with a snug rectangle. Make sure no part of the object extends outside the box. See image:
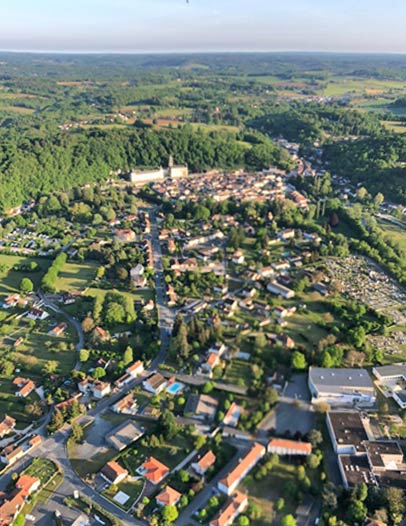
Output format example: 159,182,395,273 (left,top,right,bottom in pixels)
309,367,376,407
